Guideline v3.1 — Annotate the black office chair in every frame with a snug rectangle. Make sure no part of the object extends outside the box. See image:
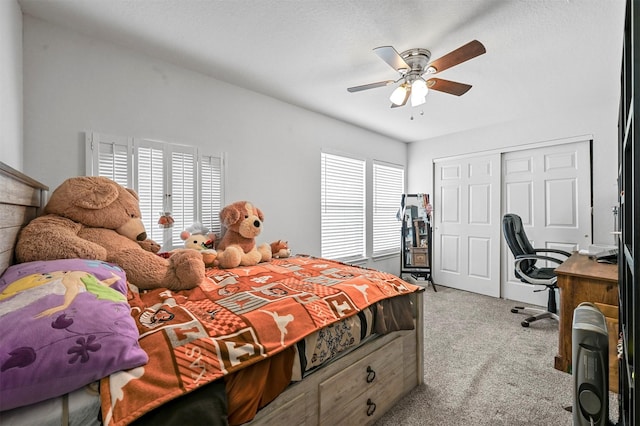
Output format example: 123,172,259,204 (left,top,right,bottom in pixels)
502,213,571,327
